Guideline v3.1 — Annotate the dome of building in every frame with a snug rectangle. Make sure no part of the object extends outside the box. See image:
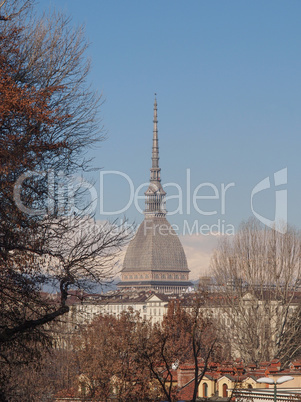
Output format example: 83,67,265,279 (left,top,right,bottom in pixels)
122,217,189,273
